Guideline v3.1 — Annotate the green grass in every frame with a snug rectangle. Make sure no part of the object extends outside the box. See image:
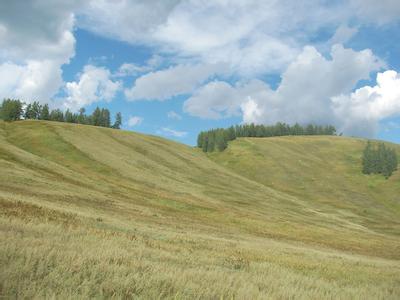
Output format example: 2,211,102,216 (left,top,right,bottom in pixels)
1,120,400,299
